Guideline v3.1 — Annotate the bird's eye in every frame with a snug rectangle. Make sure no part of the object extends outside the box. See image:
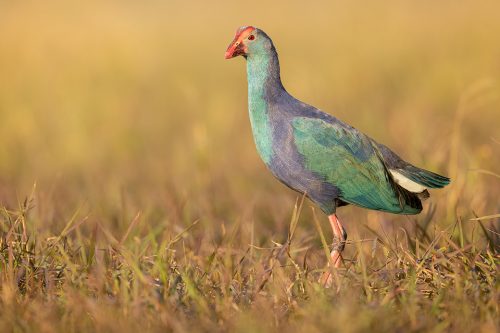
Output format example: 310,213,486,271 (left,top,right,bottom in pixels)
248,35,255,40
